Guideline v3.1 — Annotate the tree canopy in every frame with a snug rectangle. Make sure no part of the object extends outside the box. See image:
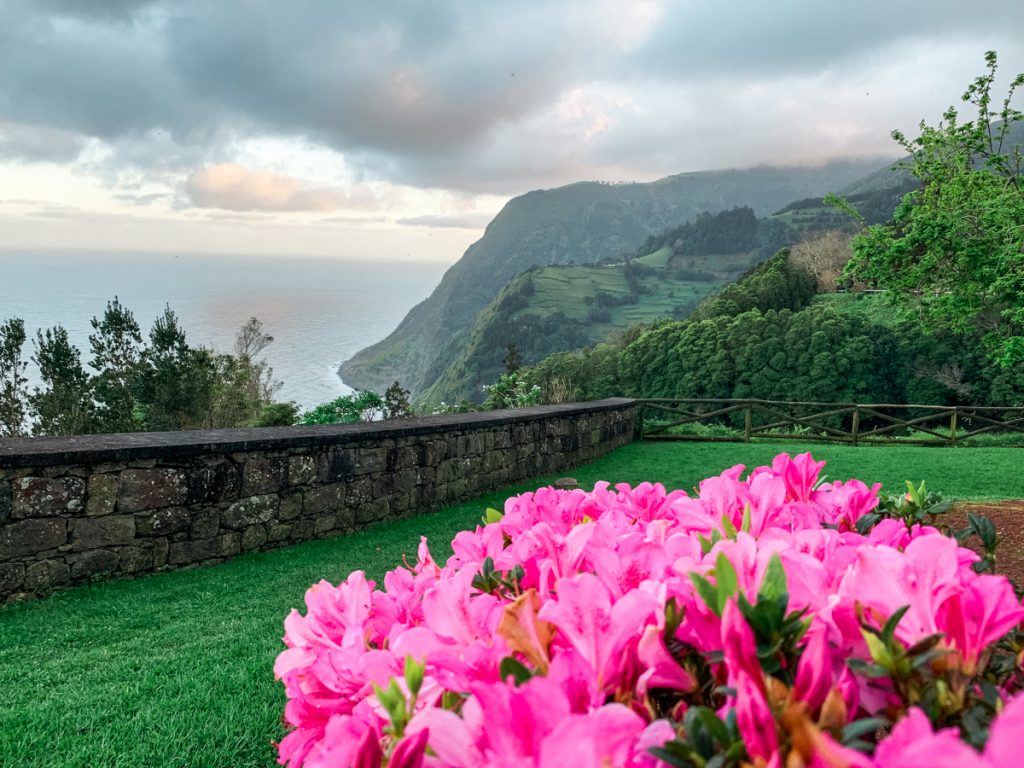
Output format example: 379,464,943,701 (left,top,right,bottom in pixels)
842,51,1024,365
